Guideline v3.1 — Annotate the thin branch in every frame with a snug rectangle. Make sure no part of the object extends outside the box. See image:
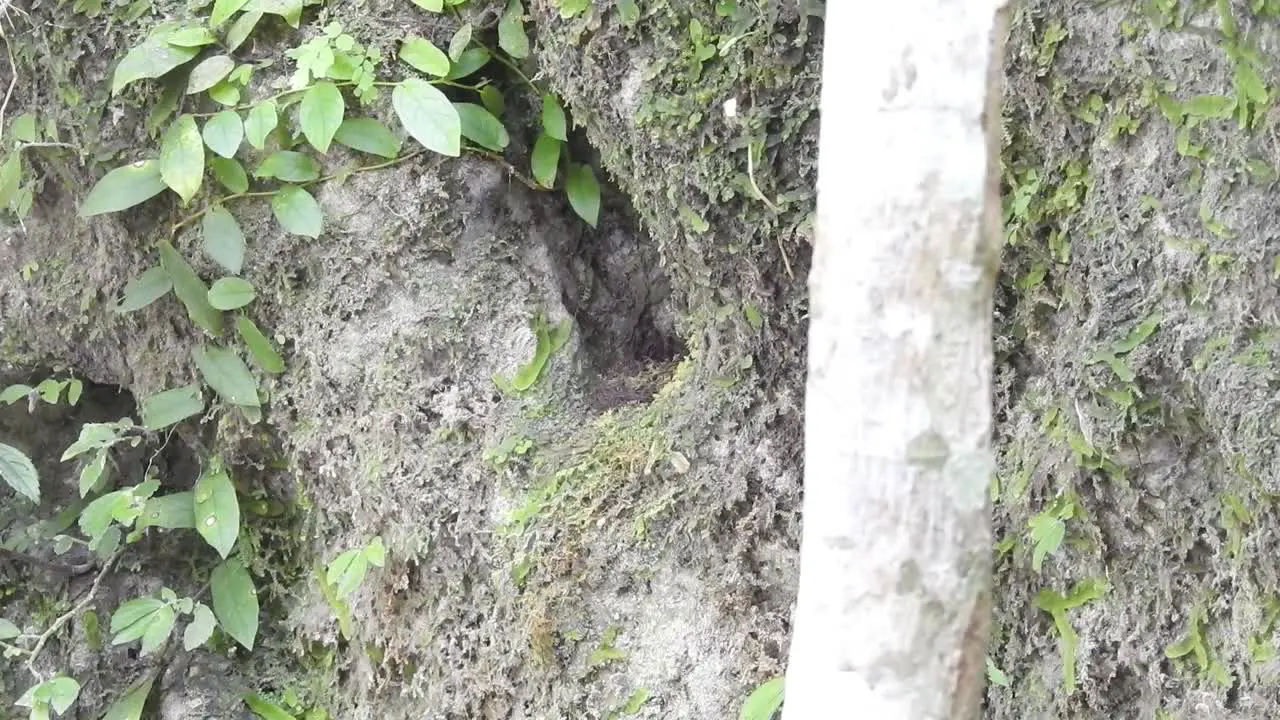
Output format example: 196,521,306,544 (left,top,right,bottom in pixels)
0,29,17,146
24,547,123,679
466,147,547,191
